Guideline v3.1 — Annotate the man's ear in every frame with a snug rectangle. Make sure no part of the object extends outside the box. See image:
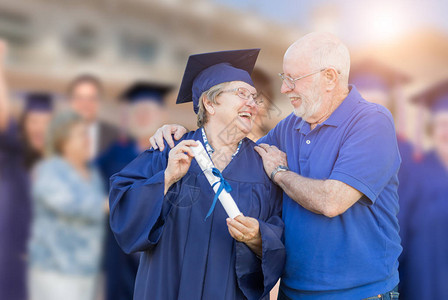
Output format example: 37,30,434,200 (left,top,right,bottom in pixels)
203,95,215,115
324,68,339,91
